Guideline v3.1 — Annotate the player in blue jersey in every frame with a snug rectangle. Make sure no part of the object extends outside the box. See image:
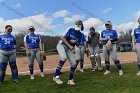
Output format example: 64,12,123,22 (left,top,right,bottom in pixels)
100,21,123,75
132,18,140,75
24,26,44,79
53,20,84,85
74,20,87,73
0,25,18,84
